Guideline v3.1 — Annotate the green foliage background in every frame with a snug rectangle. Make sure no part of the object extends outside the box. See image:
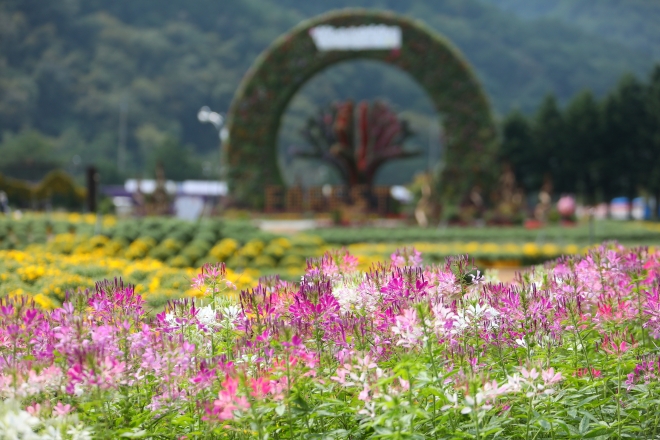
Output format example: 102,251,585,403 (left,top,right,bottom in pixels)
501,67,660,210
1,0,659,186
